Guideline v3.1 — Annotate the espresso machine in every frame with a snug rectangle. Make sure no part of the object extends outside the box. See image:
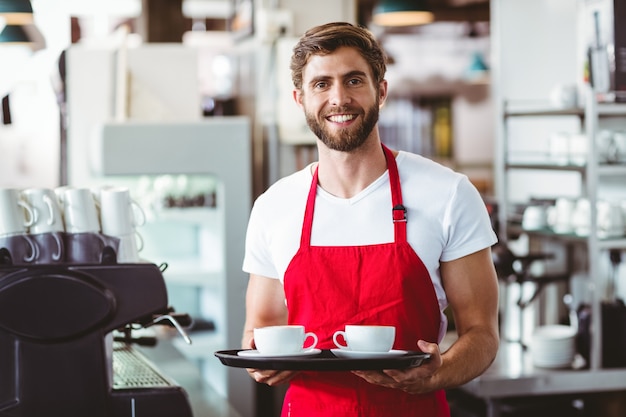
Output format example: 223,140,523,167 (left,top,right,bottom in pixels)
0,247,193,417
